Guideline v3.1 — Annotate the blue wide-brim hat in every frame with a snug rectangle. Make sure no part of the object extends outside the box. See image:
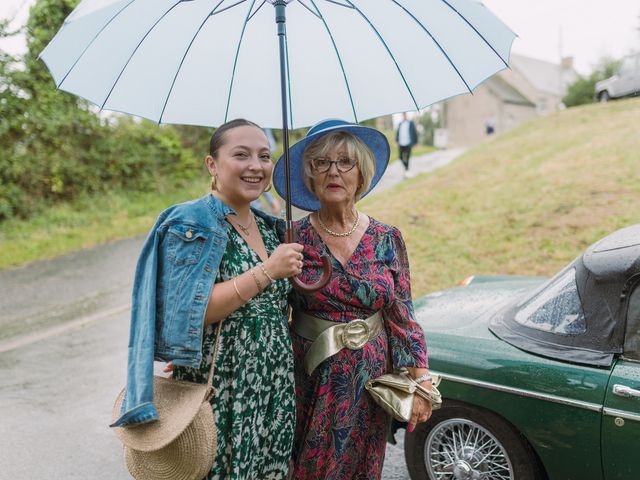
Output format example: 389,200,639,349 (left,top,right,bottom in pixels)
273,119,390,212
